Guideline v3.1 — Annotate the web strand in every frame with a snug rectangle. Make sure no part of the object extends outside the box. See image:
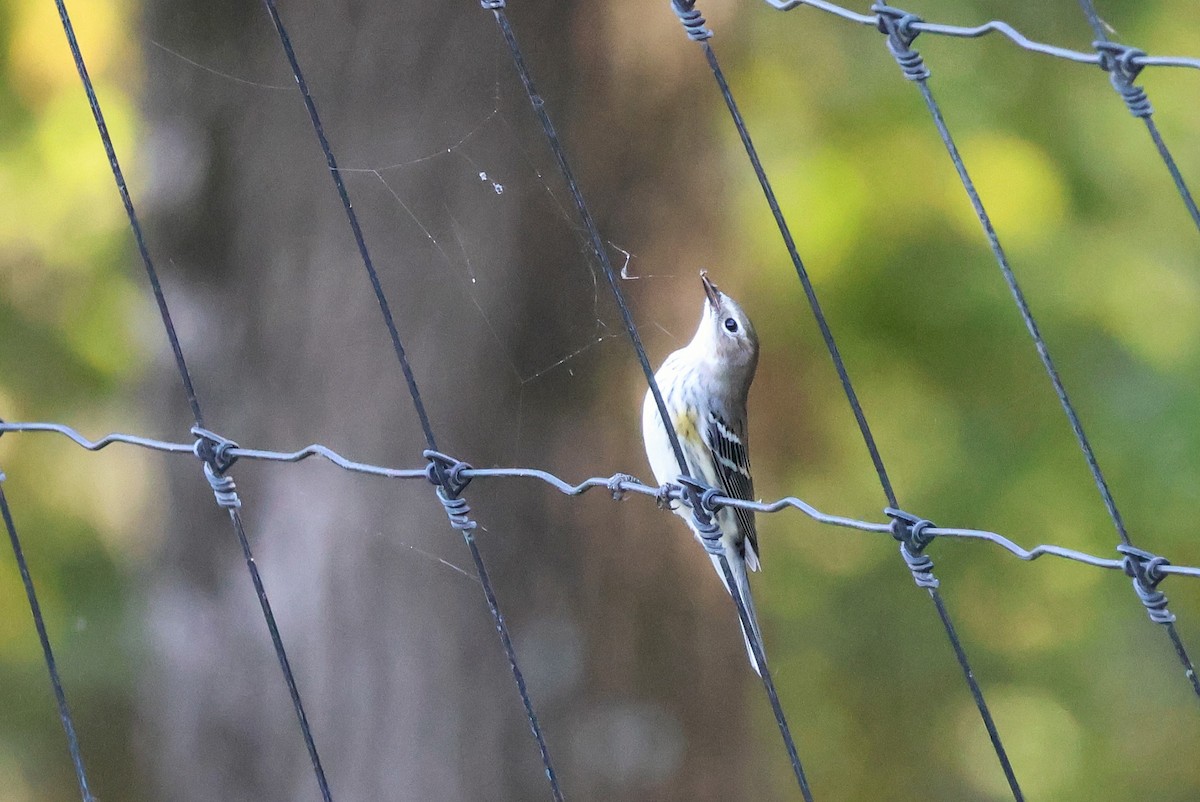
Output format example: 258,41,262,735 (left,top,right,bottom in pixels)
257,0,563,797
